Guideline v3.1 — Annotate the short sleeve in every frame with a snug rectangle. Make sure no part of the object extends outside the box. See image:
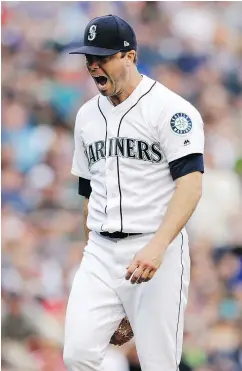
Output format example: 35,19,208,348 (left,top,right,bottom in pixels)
158,103,204,163
71,110,91,180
